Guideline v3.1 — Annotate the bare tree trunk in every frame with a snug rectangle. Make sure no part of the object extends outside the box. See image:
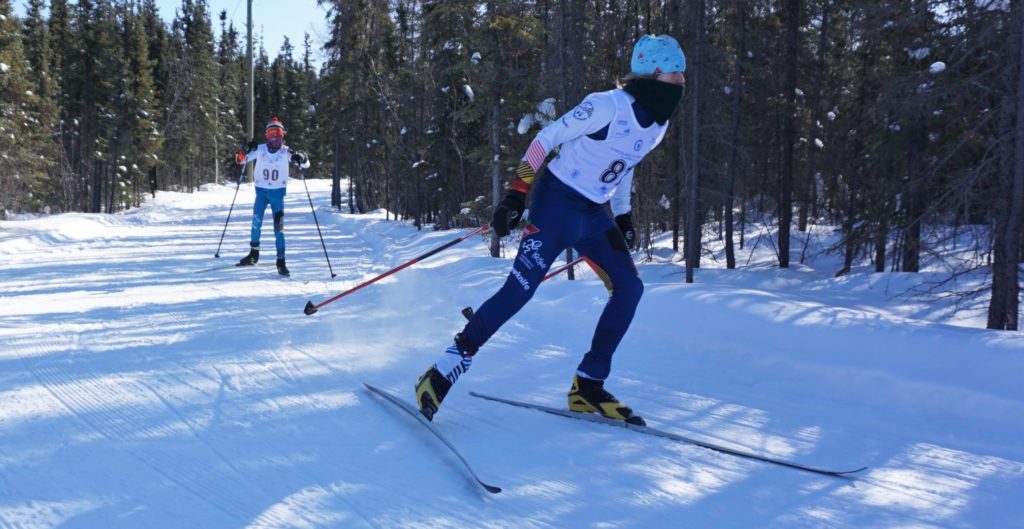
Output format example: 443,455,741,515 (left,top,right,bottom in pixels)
671,121,684,254
901,140,925,273
838,174,858,277
488,1,503,257
91,160,103,213
684,0,705,283
724,0,746,270
332,136,341,209
559,0,582,278
107,159,116,214
899,0,935,273
383,141,391,221
988,1,1024,330
799,1,828,233
740,198,746,250
902,29,931,278
875,216,888,273
667,0,683,254
348,147,357,214
778,0,800,268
